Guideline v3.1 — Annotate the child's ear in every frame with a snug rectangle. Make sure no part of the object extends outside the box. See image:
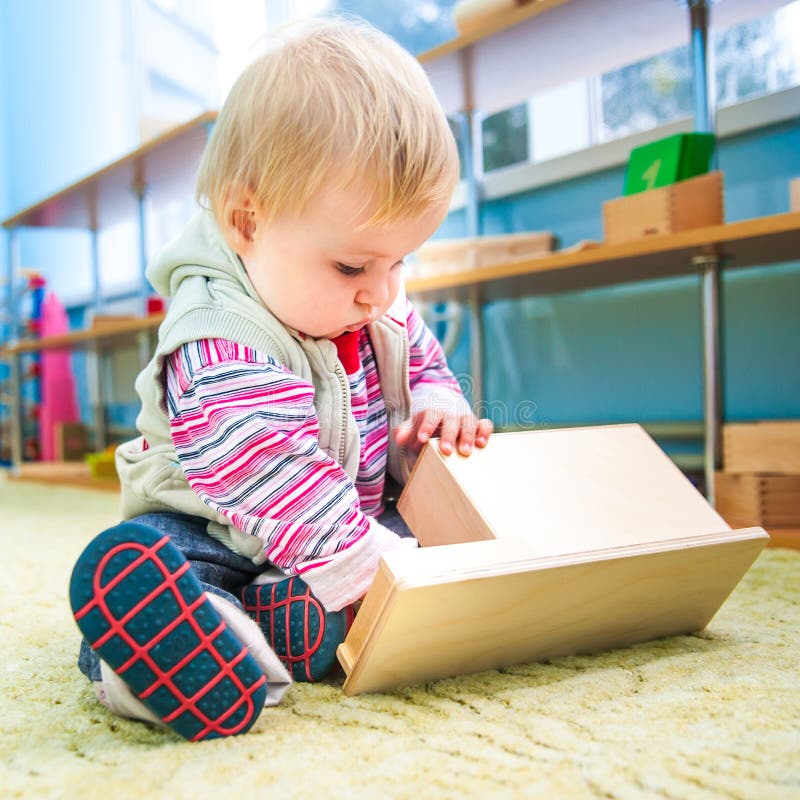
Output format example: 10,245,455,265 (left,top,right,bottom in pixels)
220,184,258,253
